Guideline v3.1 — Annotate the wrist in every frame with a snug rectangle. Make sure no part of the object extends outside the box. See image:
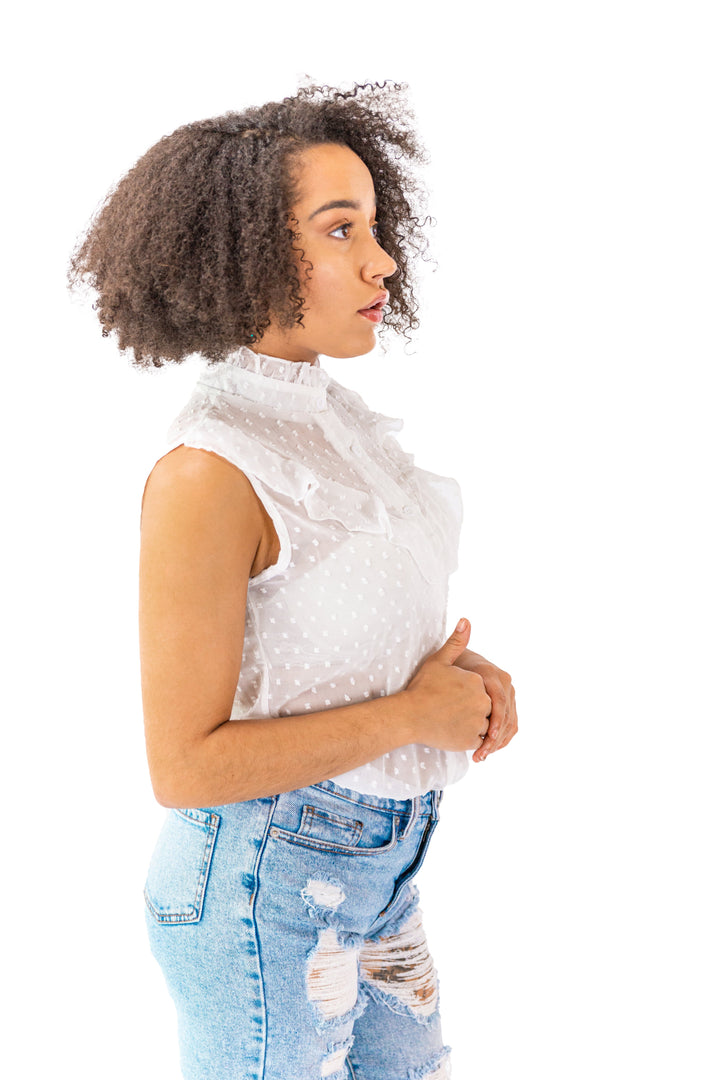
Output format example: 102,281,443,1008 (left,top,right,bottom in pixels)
390,688,424,746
